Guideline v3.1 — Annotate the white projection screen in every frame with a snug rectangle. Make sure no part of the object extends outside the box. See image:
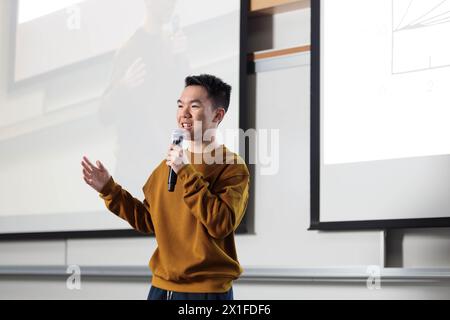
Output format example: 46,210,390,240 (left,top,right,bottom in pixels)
0,0,247,239
310,0,450,230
